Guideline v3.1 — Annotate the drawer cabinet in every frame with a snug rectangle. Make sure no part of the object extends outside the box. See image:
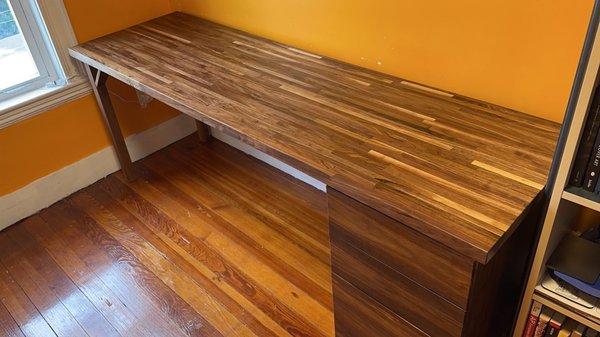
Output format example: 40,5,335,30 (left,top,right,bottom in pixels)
332,275,428,337
328,189,472,309
331,238,465,336
328,188,542,337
